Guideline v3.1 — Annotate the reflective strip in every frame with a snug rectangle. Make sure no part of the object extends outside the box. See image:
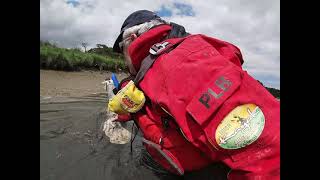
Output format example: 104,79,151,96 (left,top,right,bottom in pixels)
227,169,232,179
160,106,173,117
179,128,190,142
159,106,190,143
141,138,184,175
207,136,219,151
